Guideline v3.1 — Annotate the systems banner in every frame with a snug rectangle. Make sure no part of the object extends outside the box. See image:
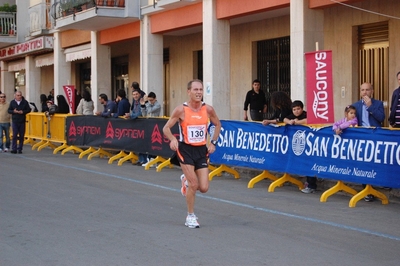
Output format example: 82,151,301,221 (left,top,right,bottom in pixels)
66,116,179,158
209,120,400,188
305,50,334,124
